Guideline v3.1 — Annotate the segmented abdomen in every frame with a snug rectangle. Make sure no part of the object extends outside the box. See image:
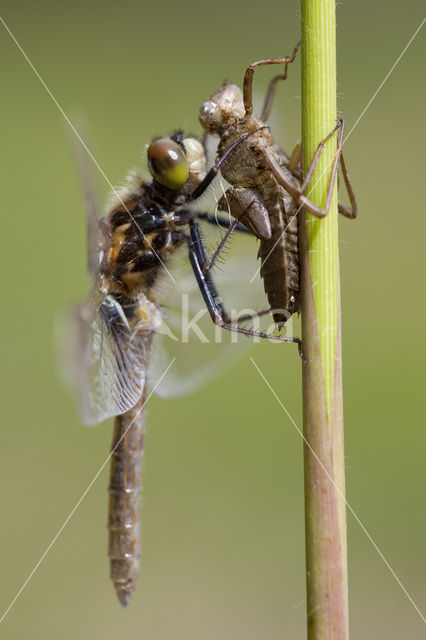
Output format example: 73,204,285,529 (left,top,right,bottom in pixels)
108,391,146,606
258,177,300,325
